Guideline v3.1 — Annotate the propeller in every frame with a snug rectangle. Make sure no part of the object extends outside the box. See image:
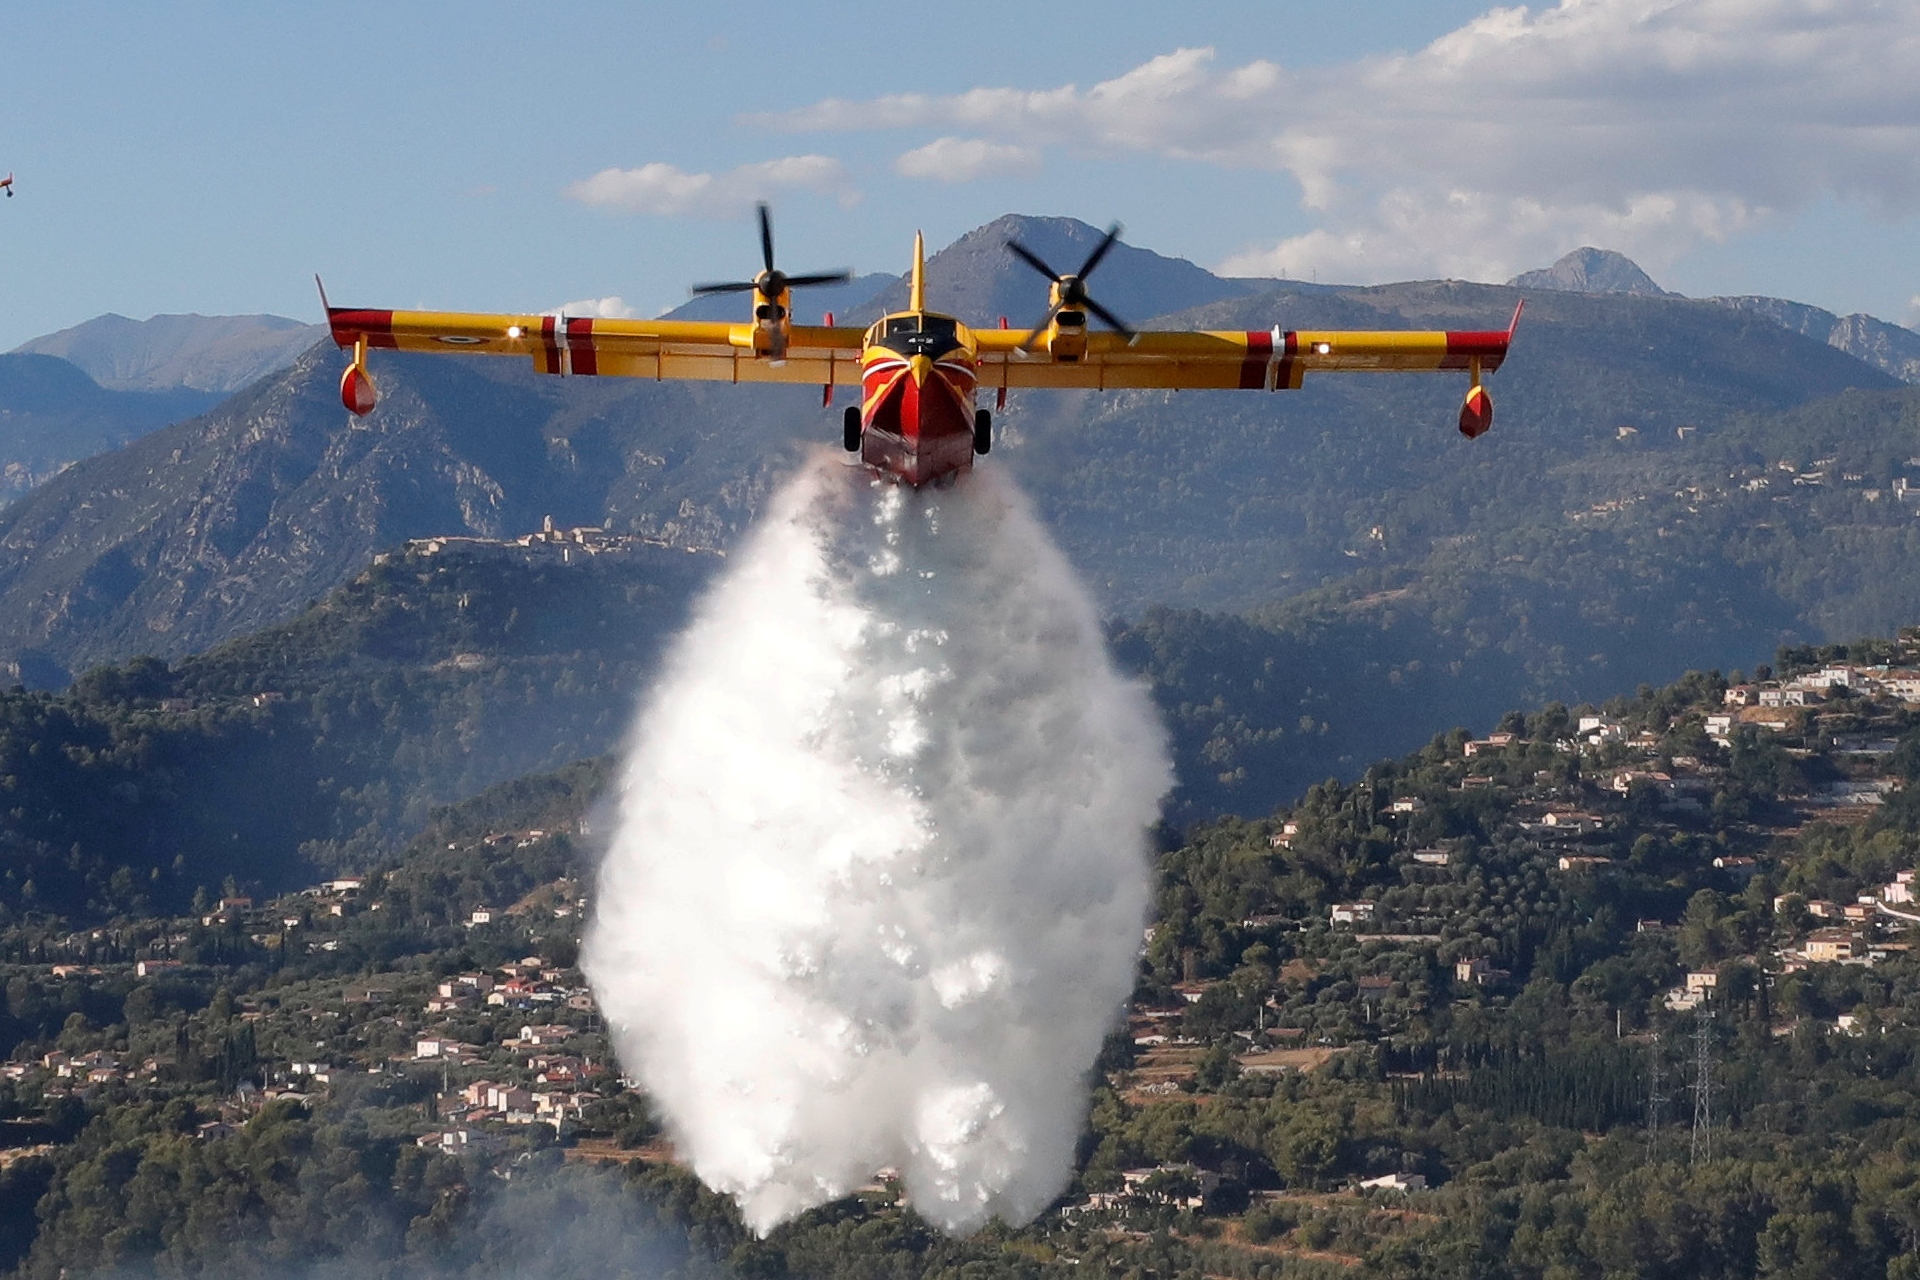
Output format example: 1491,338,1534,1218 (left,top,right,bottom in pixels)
690,203,852,301
1005,222,1135,350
